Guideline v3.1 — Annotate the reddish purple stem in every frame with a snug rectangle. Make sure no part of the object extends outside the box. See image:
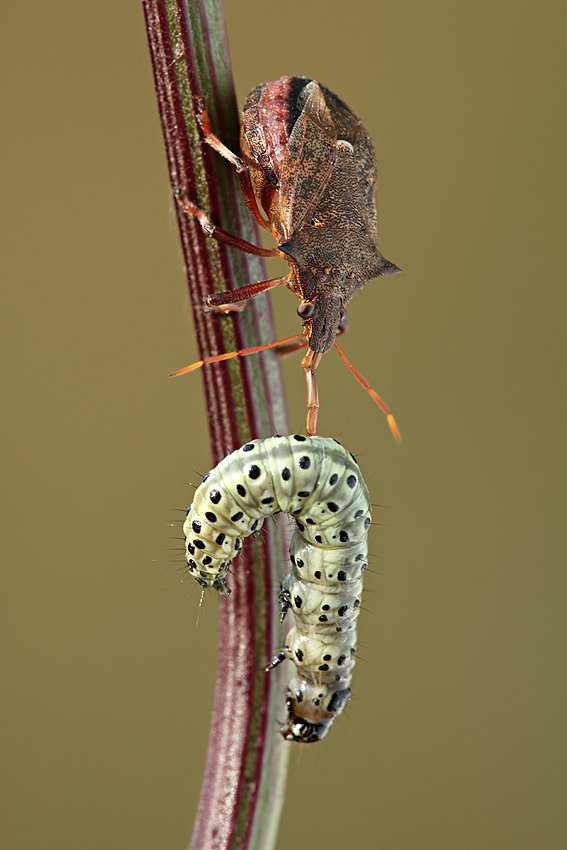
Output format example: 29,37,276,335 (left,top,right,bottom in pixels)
142,1,291,848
